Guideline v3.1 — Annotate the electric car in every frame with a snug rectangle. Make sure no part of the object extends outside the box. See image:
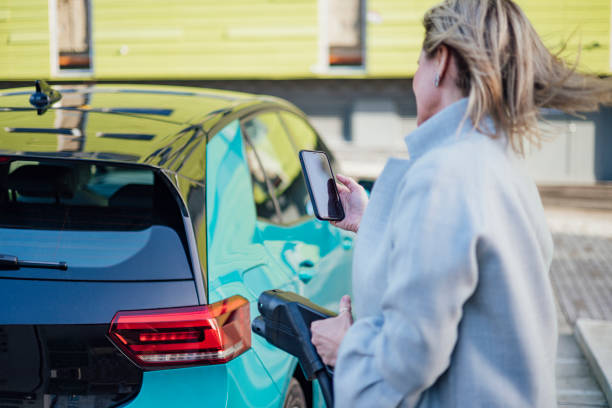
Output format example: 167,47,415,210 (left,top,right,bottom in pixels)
0,83,353,408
